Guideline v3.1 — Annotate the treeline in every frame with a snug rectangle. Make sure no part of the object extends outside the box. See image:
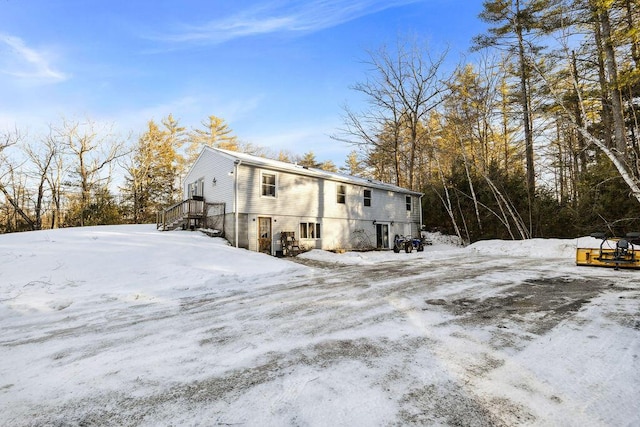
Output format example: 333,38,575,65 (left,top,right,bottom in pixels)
337,0,640,242
0,115,337,232
2,0,639,241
